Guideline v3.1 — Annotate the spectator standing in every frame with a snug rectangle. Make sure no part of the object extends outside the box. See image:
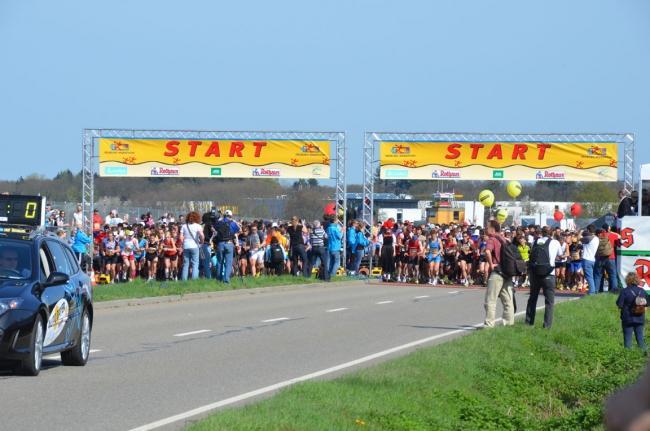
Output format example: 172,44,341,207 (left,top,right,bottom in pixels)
309,220,329,280
287,216,309,277
351,222,369,275
201,208,217,279
214,209,238,283
71,227,92,264
346,221,358,272
181,211,204,281
616,272,647,352
525,226,562,329
595,224,620,293
326,219,343,278
73,205,84,229
581,224,600,295
483,220,514,328
617,189,636,218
